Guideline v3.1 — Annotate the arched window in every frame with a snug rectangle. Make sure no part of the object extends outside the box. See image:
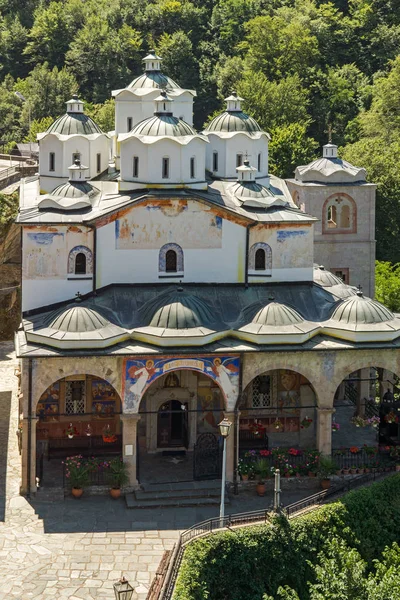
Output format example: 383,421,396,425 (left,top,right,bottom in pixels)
323,194,357,234
68,246,93,276
248,243,272,274
159,243,184,276
75,252,86,274
255,248,266,270
165,249,177,272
